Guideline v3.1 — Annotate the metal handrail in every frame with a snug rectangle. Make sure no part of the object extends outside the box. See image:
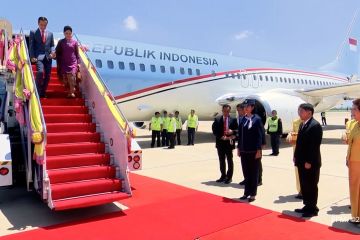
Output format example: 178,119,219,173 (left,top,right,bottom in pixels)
73,33,132,134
